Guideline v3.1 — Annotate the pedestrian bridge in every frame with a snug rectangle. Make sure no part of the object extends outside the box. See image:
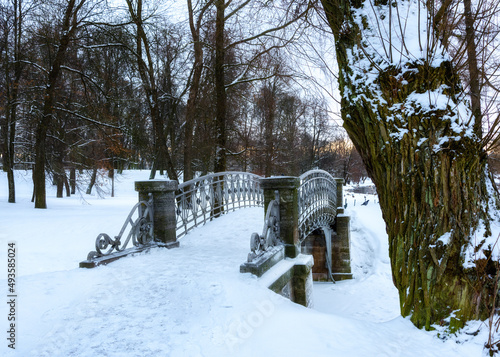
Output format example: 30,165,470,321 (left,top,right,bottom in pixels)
80,170,352,307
